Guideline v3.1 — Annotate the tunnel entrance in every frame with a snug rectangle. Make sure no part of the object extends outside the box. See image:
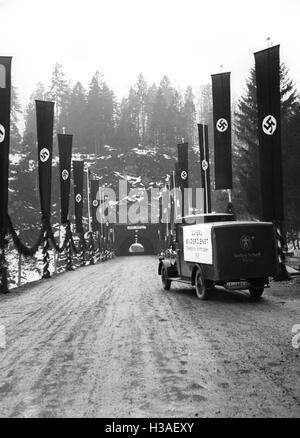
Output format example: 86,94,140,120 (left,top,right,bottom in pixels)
114,224,161,256
129,242,145,254
118,235,155,256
